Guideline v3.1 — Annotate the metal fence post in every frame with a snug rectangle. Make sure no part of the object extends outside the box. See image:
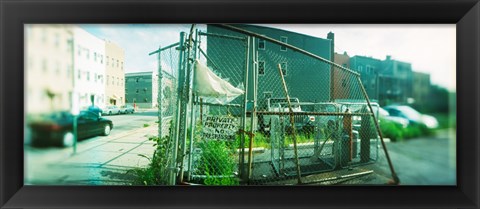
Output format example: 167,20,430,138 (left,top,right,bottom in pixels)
239,35,250,181
247,36,257,182
187,29,200,181
179,27,196,183
157,45,163,140
171,32,186,185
